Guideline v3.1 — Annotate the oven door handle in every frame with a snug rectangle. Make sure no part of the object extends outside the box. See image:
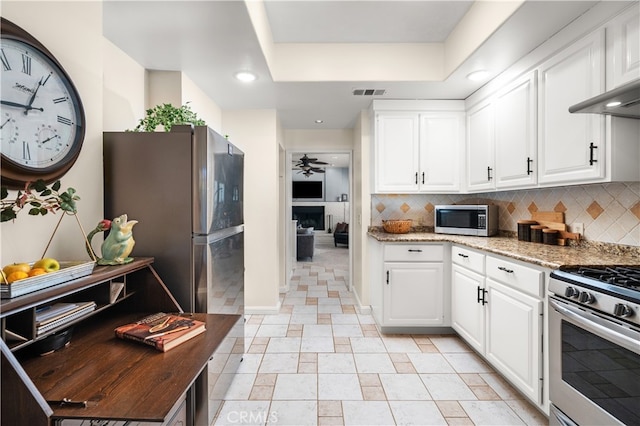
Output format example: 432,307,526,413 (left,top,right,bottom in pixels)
550,298,640,353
